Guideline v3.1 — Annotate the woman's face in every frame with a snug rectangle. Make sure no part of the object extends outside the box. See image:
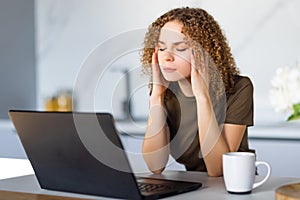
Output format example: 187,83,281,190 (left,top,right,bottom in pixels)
157,21,192,82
